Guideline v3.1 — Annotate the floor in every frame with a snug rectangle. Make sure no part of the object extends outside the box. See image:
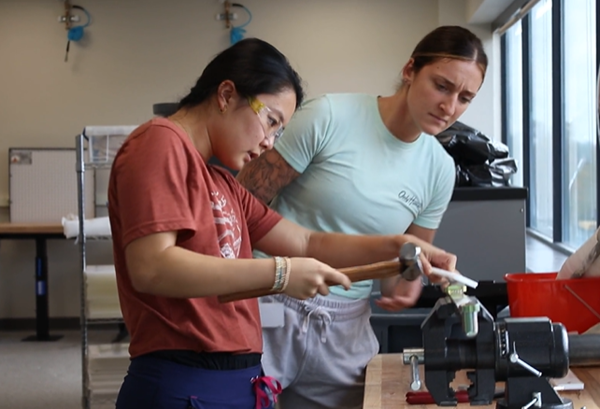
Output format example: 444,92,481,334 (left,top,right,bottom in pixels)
0,329,117,409
0,234,572,409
